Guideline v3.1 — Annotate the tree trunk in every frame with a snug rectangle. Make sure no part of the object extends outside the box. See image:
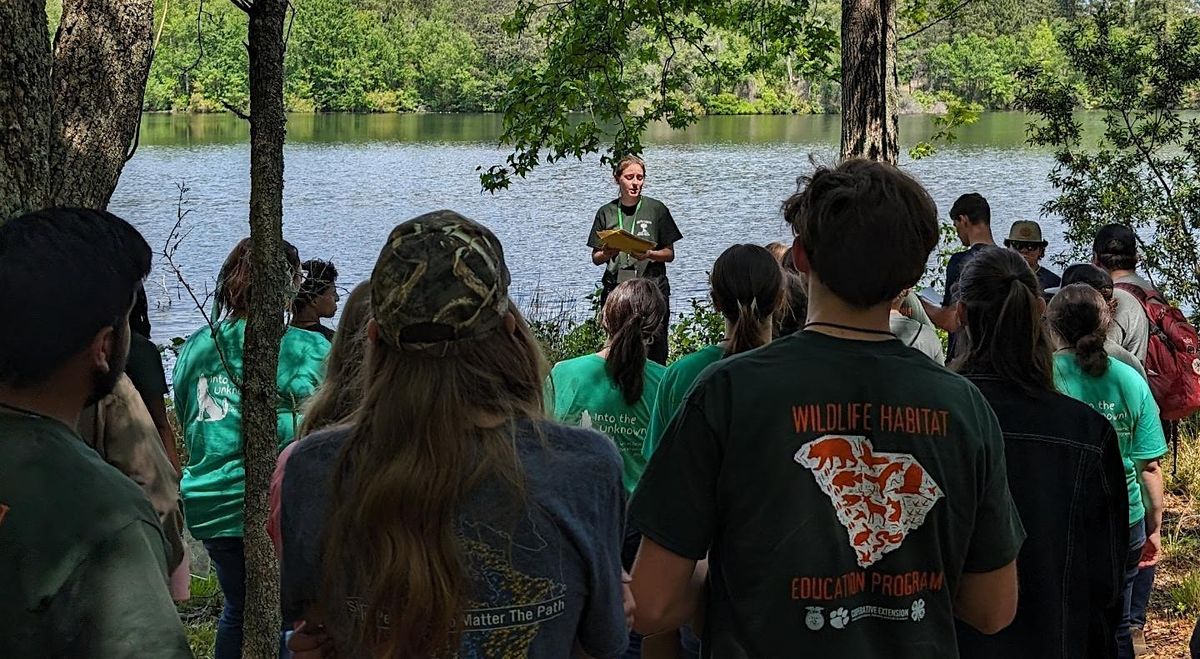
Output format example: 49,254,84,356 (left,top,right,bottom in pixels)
240,0,289,657
840,0,899,164
50,0,155,208
0,0,51,221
